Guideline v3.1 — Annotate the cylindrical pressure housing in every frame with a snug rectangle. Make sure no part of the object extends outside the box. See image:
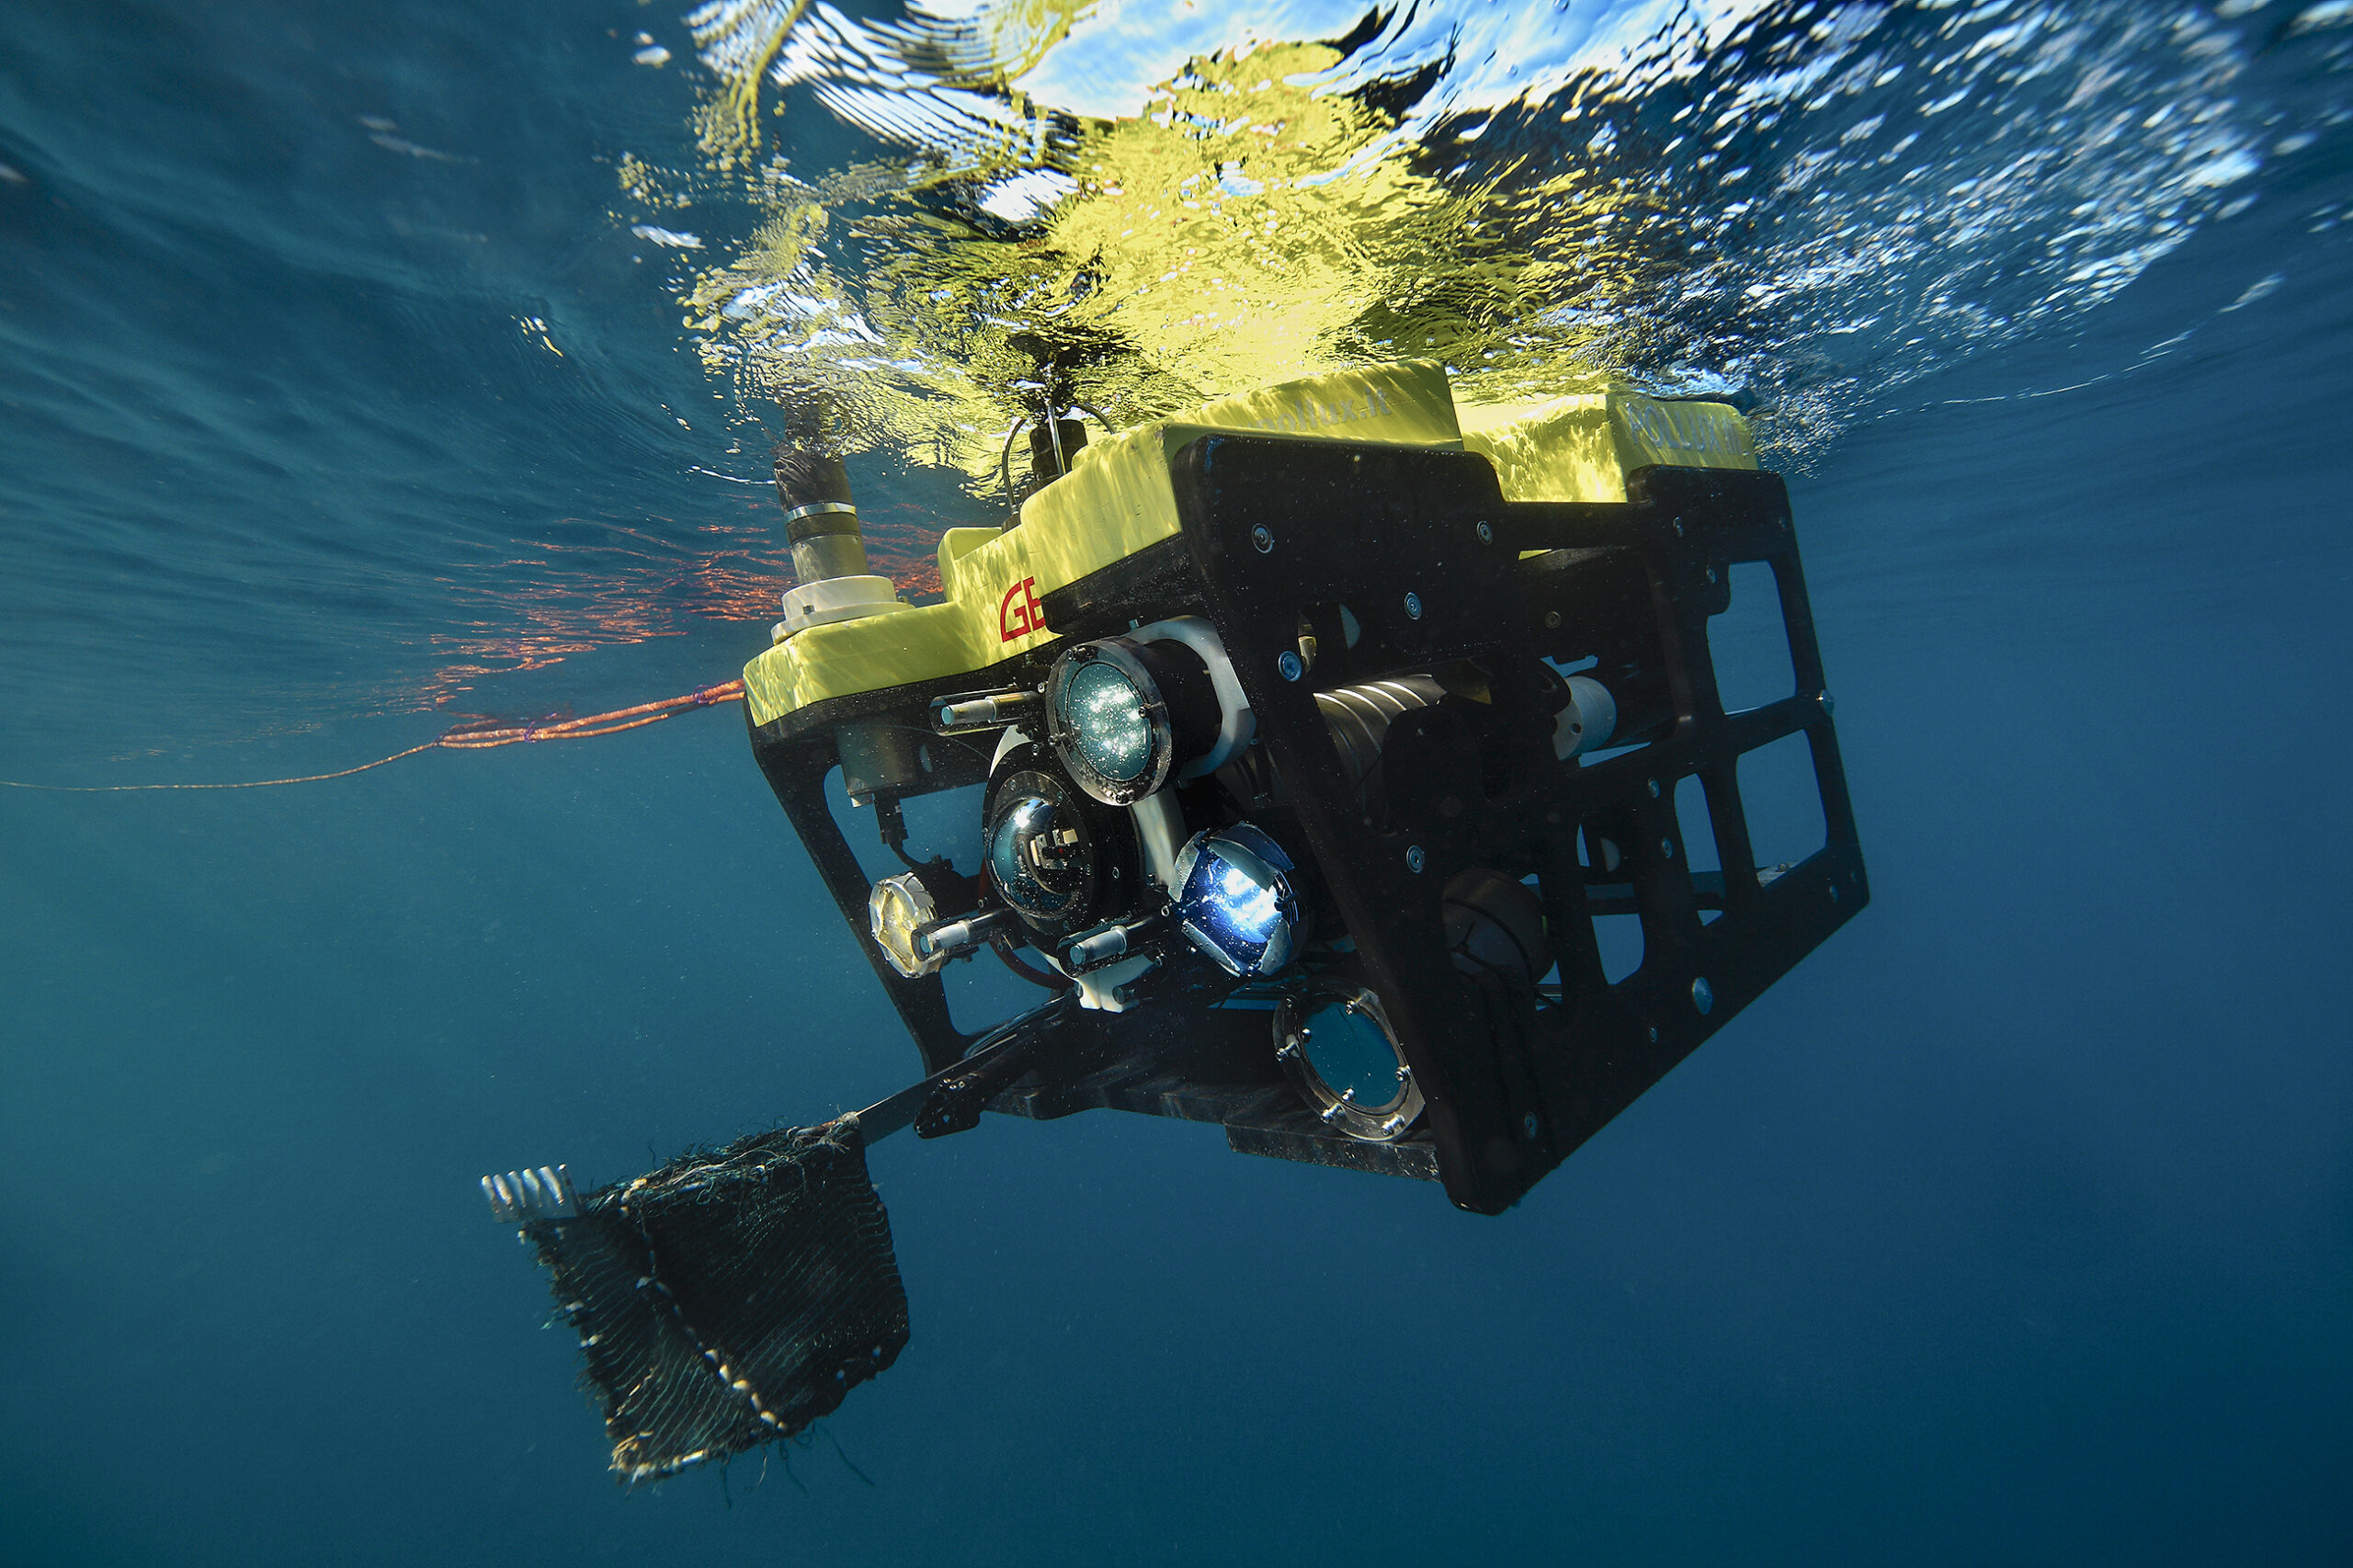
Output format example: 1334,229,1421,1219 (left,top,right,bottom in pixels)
774,442,868,585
